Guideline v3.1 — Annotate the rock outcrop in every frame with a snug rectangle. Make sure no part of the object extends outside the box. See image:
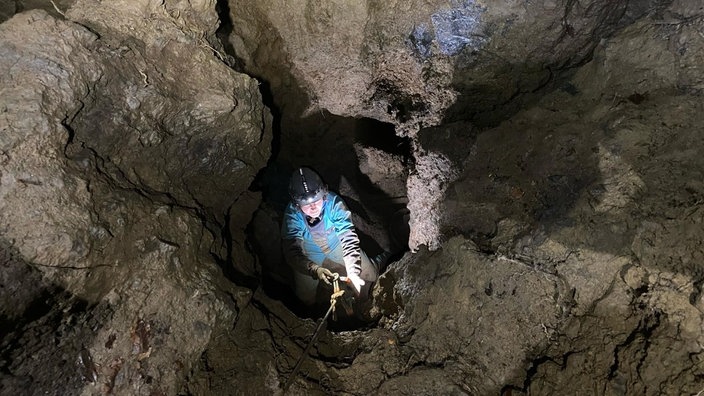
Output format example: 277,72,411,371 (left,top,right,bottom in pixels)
192,2,704,394
224,0,674,253
3,0,704,395
1,3,270,394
